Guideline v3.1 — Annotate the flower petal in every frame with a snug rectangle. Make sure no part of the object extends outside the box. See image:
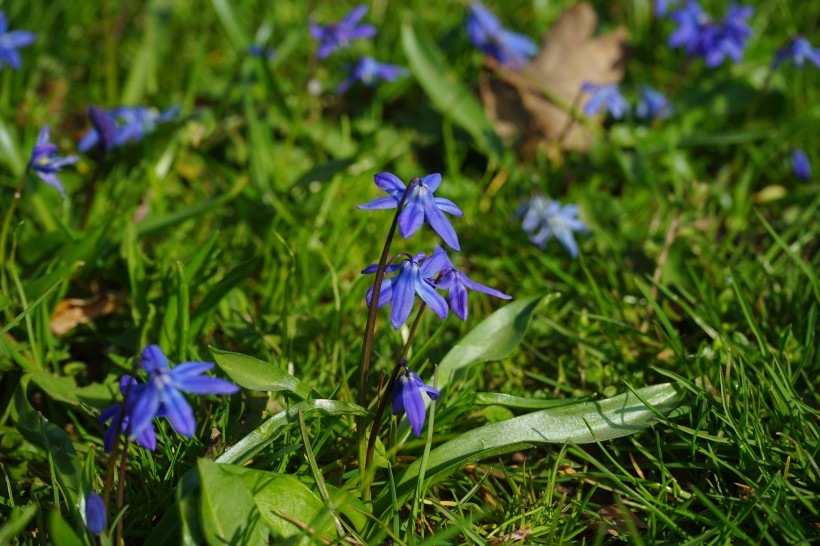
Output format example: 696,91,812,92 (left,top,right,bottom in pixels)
416,278,449,319
356,195,398,210
397,186,425,239
422,190,460,250
461,273,512,299
433,197,463,216
390,267,417,329
141,344,169,372
446,279,469,320
401,377,427,437
161,386,196,437
420,172,442,192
